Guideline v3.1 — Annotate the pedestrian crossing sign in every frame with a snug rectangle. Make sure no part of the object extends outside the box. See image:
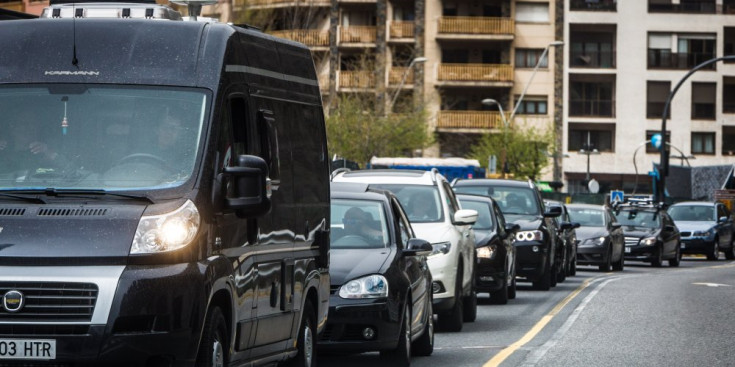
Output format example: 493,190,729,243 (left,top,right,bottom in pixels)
610,190,624,204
